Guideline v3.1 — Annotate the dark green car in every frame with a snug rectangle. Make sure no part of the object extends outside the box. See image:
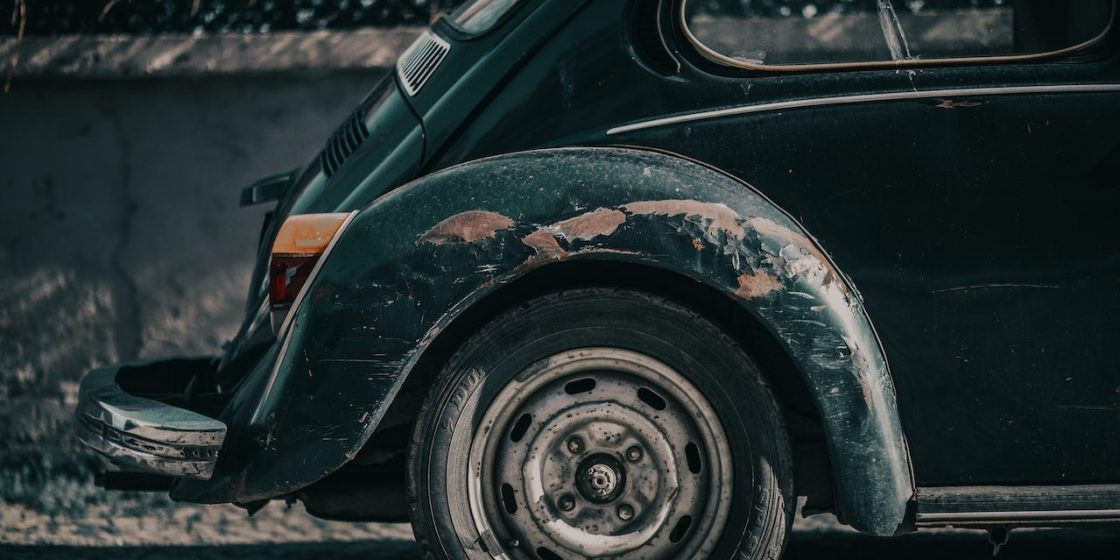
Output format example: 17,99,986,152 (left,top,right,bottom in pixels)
76,1,1120,558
